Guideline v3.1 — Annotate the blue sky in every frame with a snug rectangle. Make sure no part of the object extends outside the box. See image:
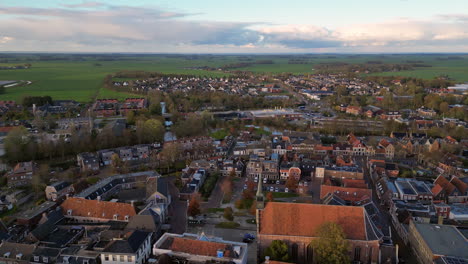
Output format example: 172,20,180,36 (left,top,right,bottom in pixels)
1,0,467,52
